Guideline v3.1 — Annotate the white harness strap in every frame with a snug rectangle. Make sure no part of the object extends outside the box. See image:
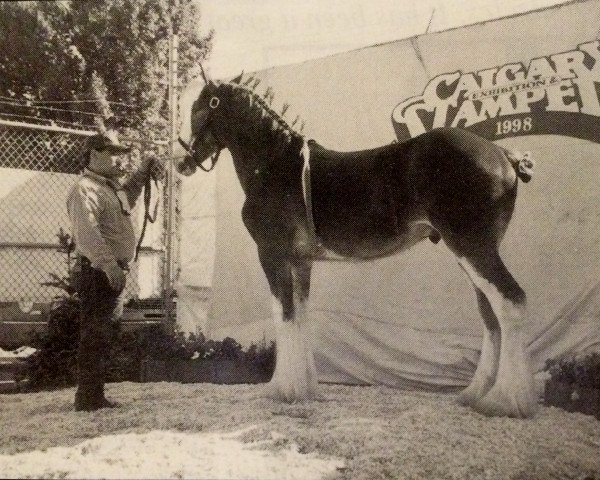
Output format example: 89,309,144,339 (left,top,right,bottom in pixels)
301,139,319,249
